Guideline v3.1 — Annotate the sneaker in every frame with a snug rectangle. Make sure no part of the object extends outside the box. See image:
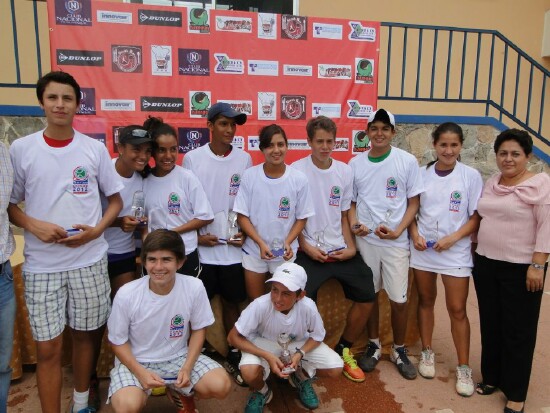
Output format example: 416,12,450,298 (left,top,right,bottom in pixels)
358,341,381,372
88,376,100,411
166,388,198,413
390,345,417,380
223,350,247,387
418,348,435,379
67,401,96,413
289,373,319,410
341,348,366,382
245,389,273,413
456,365,475,397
